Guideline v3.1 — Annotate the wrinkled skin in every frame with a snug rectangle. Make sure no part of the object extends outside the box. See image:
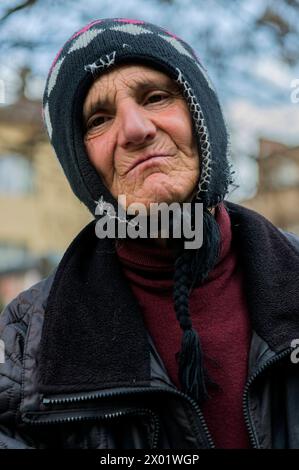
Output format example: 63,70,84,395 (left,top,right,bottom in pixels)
83,64,200,210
